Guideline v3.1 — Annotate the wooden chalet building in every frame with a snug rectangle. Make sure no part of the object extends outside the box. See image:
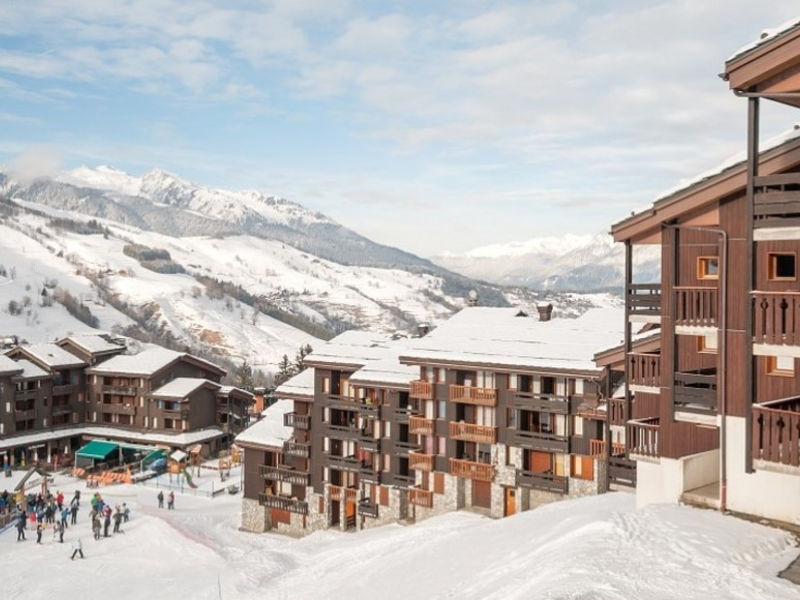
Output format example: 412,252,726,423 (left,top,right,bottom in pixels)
239,304,625,535
610,19,800,523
